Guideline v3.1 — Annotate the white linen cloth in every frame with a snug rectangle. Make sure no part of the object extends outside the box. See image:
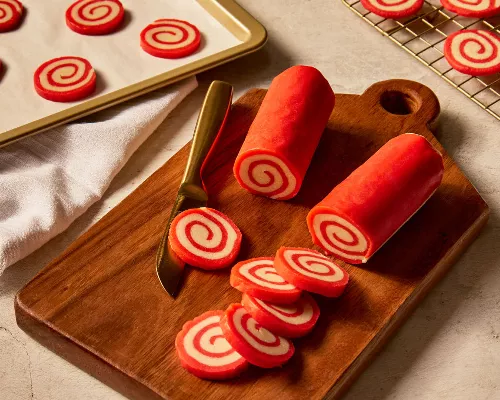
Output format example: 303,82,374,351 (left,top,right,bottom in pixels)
0,77,198,273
